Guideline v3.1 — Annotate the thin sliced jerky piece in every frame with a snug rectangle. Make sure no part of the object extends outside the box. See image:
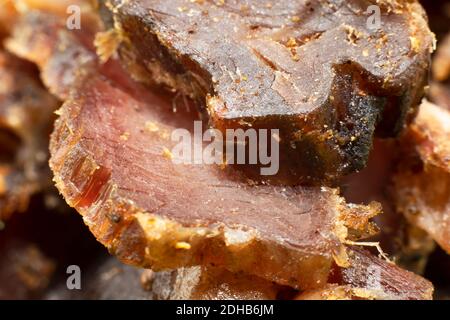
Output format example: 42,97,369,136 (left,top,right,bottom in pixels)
9,11,381,289
102,0,433,184
0,51,59,221
297,247,435,300
50,64,376,290
393,101,450,254
329,248,434,300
